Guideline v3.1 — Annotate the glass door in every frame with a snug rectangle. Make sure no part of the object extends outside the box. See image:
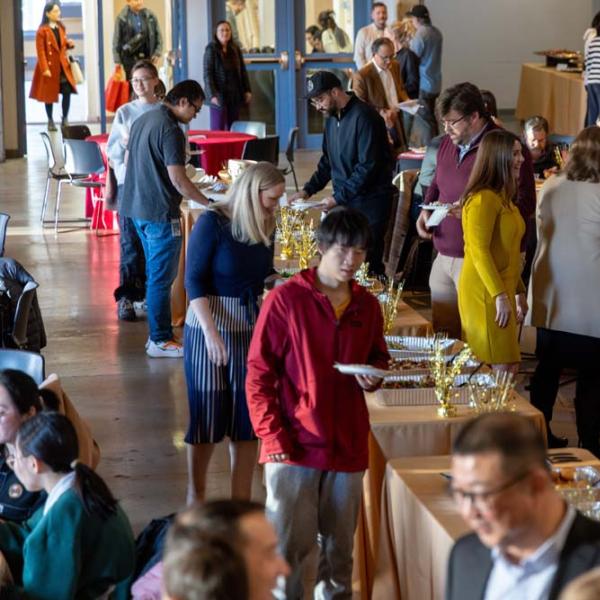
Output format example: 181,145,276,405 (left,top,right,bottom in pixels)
212,0,370,148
